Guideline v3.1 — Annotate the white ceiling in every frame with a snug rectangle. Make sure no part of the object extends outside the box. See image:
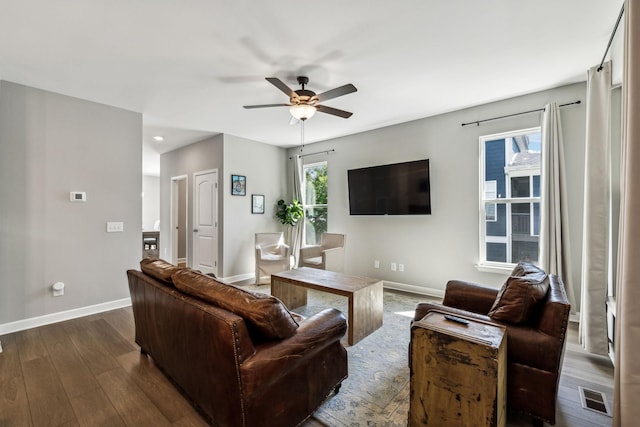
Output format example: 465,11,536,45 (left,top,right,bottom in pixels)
0,1,623,175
